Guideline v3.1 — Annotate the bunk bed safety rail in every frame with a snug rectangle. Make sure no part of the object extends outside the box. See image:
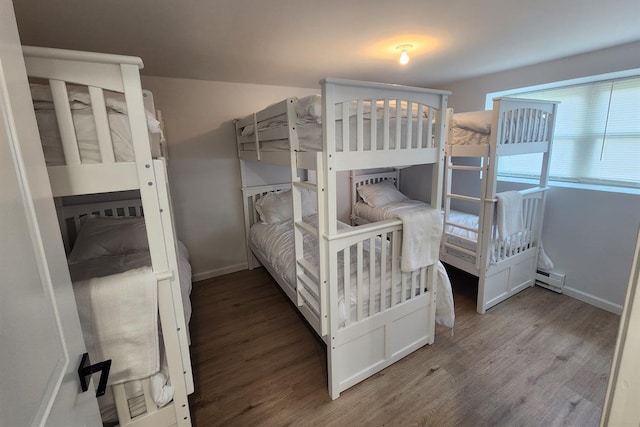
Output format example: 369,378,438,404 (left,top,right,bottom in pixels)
327,220,431,327
322,78,450,170
22,46,162,198
488,187,547,263
492,97,560,156
443,187,549,265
